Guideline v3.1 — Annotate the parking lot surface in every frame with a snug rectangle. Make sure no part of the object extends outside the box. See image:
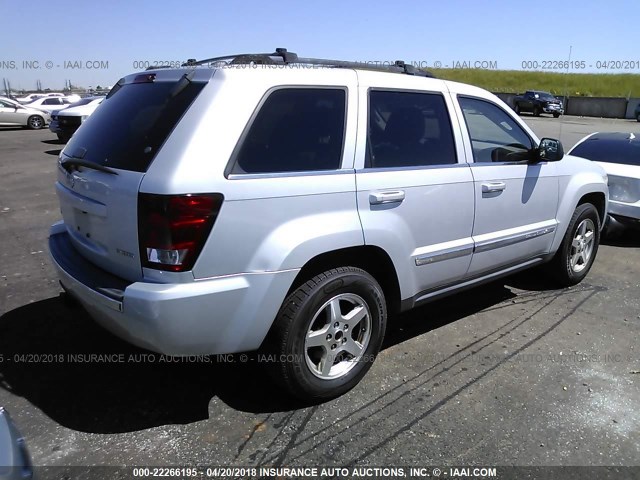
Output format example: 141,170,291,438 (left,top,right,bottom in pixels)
0,116,638,471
